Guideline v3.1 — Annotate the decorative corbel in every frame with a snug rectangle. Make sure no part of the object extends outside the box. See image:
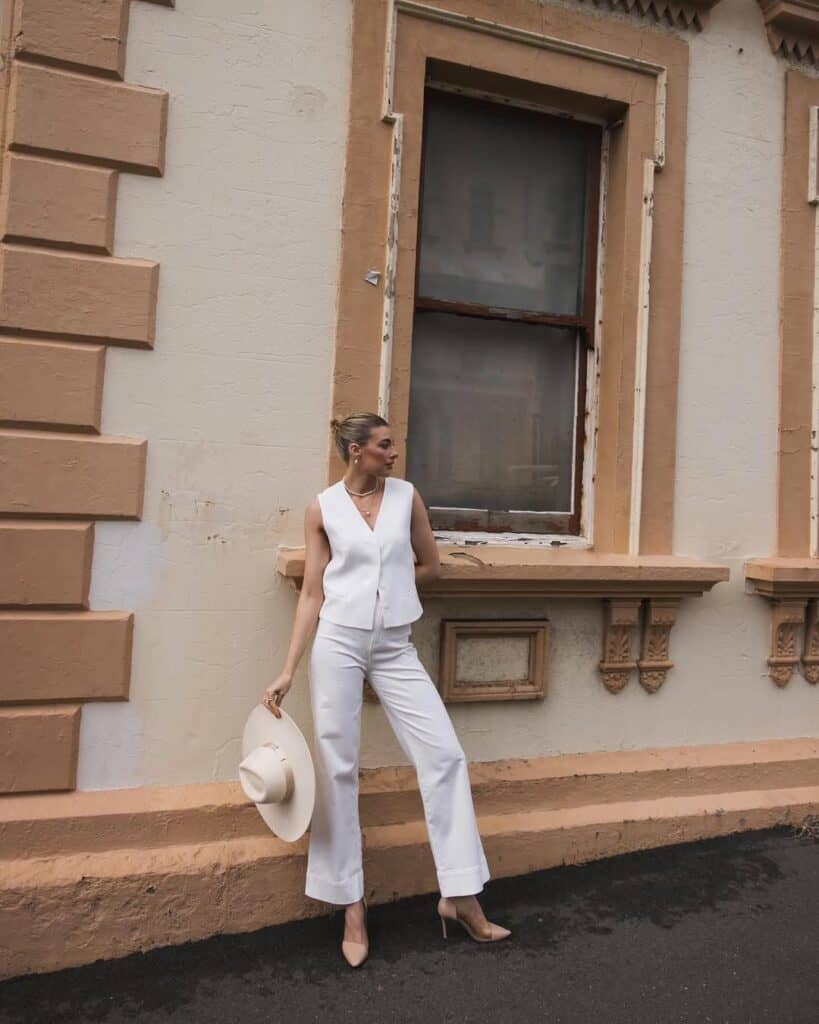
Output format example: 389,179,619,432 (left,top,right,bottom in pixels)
744,560,819,686
599,599,641,694
802,600,819,683
637,598,679,693
581,0,722,31
768,599,808,687
758,0,819,63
